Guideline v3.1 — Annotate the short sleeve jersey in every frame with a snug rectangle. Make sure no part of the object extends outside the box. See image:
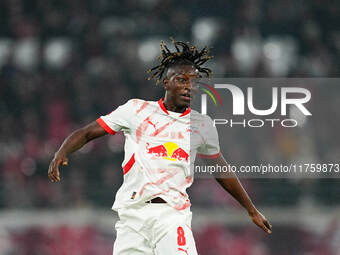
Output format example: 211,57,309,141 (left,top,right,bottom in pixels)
97,98,220,211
